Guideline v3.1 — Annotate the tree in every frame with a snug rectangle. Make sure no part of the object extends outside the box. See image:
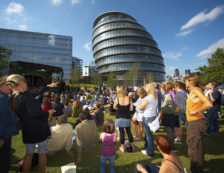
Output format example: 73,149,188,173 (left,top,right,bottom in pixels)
106,72,118,88
70,68,81,84
145,72,155,84
122,63,142,86
197,48,224,85
0,46,12,76
90,68,103,86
